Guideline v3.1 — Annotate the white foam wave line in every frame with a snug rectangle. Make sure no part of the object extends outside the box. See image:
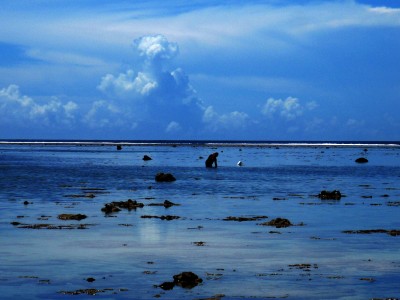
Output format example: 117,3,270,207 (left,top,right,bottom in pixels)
0,141,399,148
